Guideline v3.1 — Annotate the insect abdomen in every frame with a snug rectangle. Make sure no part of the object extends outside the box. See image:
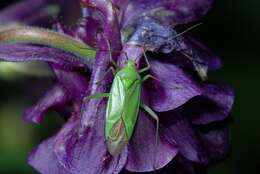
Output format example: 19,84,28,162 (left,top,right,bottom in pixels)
106,118,129,156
